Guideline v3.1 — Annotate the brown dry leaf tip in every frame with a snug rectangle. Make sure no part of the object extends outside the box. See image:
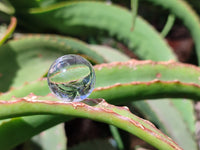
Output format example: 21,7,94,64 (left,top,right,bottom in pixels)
0,73,2,78
94,59,200,71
